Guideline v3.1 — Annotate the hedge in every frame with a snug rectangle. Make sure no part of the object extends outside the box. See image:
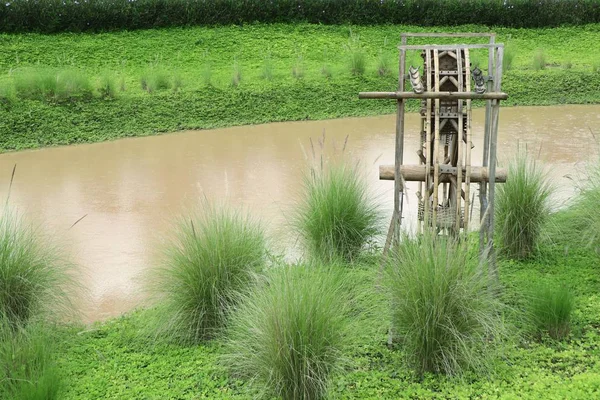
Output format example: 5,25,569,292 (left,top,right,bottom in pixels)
1,0,599,33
